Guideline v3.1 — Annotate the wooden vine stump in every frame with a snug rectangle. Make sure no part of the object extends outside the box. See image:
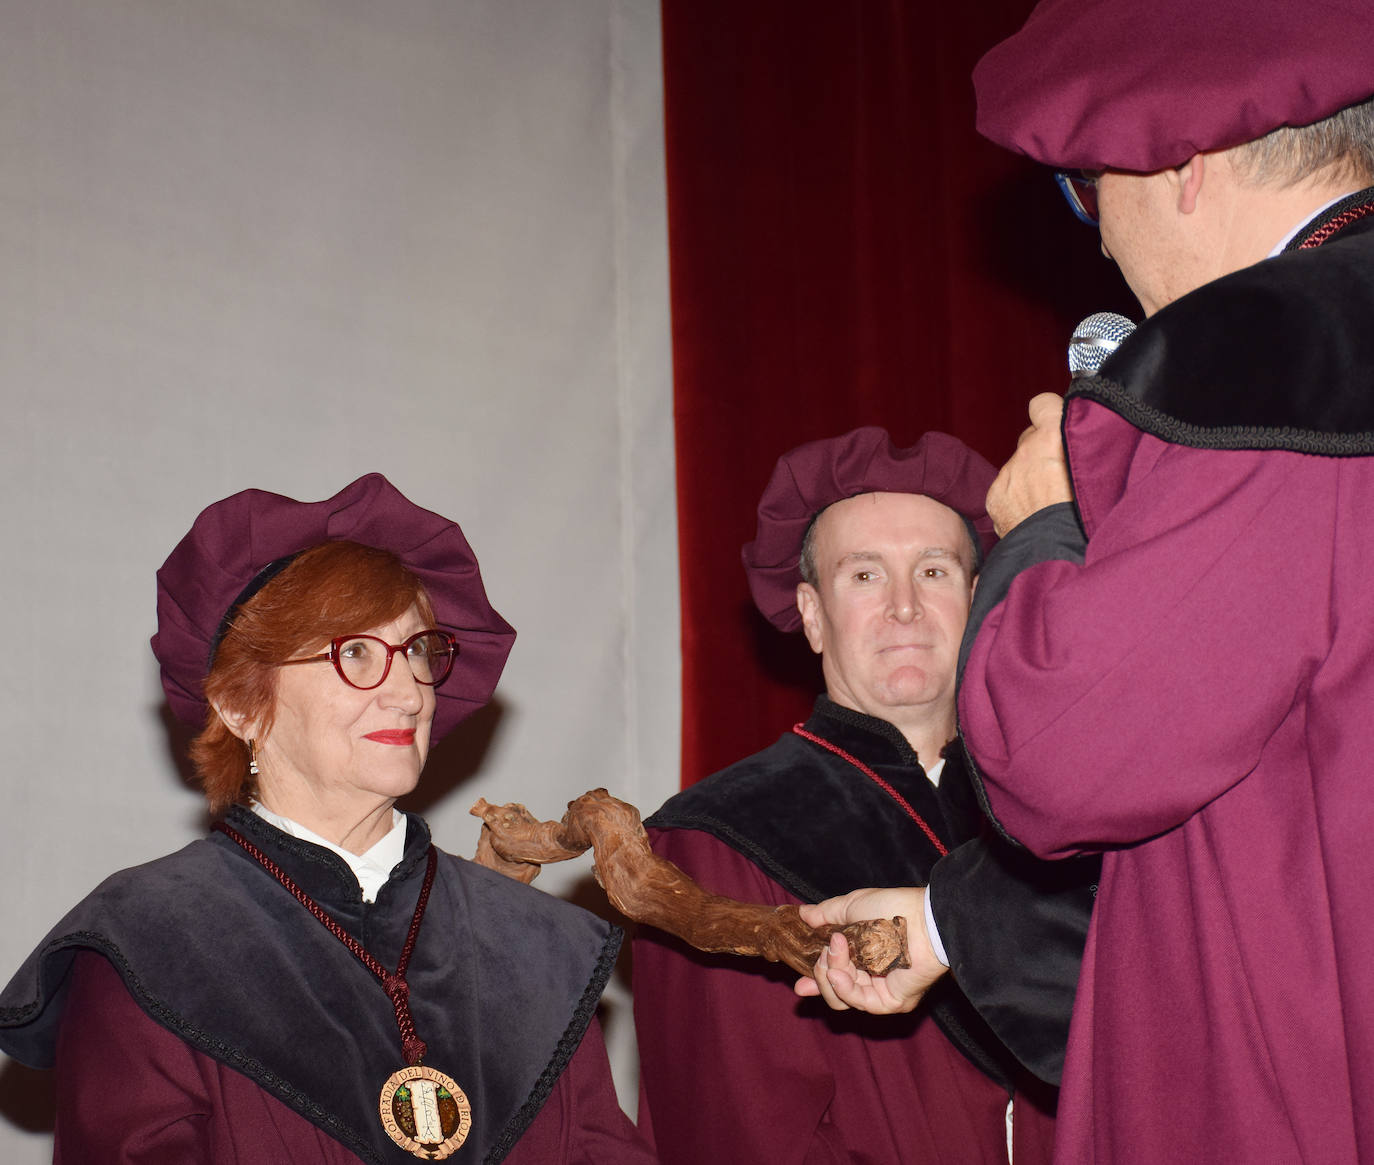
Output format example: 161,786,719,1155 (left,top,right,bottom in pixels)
471,787,910,978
